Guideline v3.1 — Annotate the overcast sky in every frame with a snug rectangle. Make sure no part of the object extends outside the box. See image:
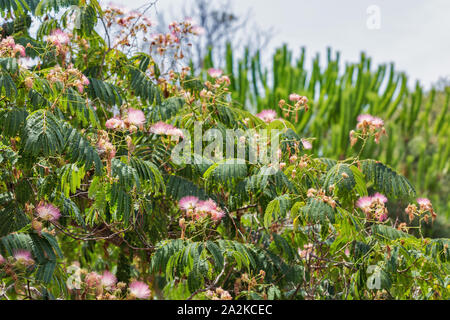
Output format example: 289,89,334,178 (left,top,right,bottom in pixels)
119,0,450,89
